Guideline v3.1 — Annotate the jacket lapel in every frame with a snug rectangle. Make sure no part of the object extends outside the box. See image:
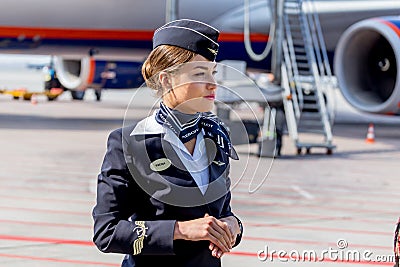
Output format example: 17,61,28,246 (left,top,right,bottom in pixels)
203,138,230,211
